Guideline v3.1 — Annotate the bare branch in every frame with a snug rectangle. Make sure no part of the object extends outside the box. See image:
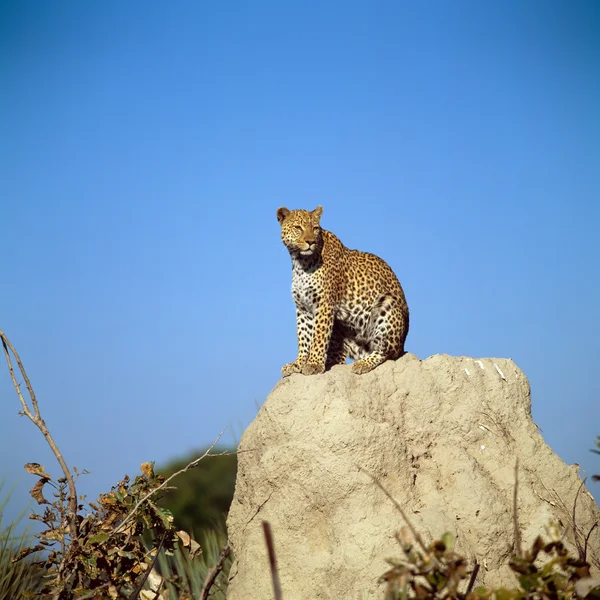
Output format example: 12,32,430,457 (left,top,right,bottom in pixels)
262,521,283,600
572,478,587,559
200,543,231,600
1,330,40,417
2,334,34,418
584,522,598,565
1,330,79,540
465,561,480,596
112,427,229,537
